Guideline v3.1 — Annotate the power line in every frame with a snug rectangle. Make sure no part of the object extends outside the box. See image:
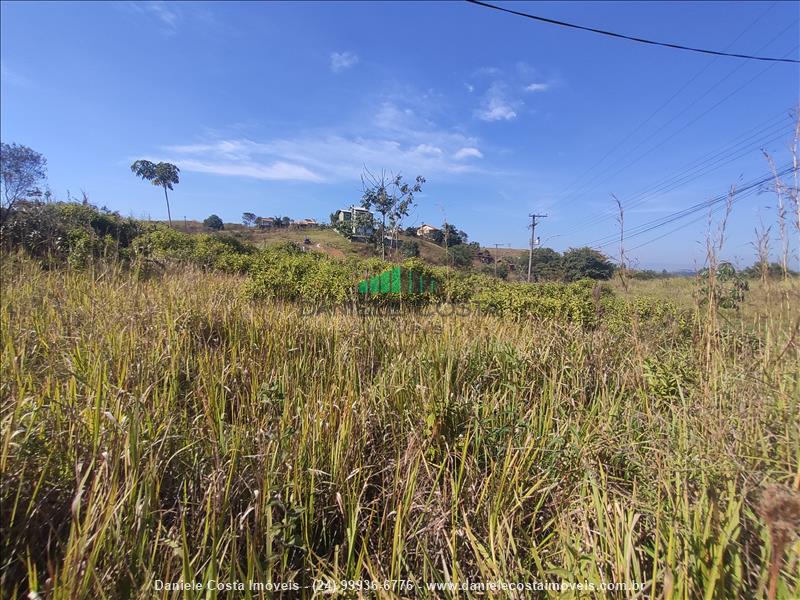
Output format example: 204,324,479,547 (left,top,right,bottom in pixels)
591,169,782,247
465,0,800,64
565,117,793,239
587,165,795,249
556,1,783,200
558,36,797,213
557,45,796,243
557,112,792,240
